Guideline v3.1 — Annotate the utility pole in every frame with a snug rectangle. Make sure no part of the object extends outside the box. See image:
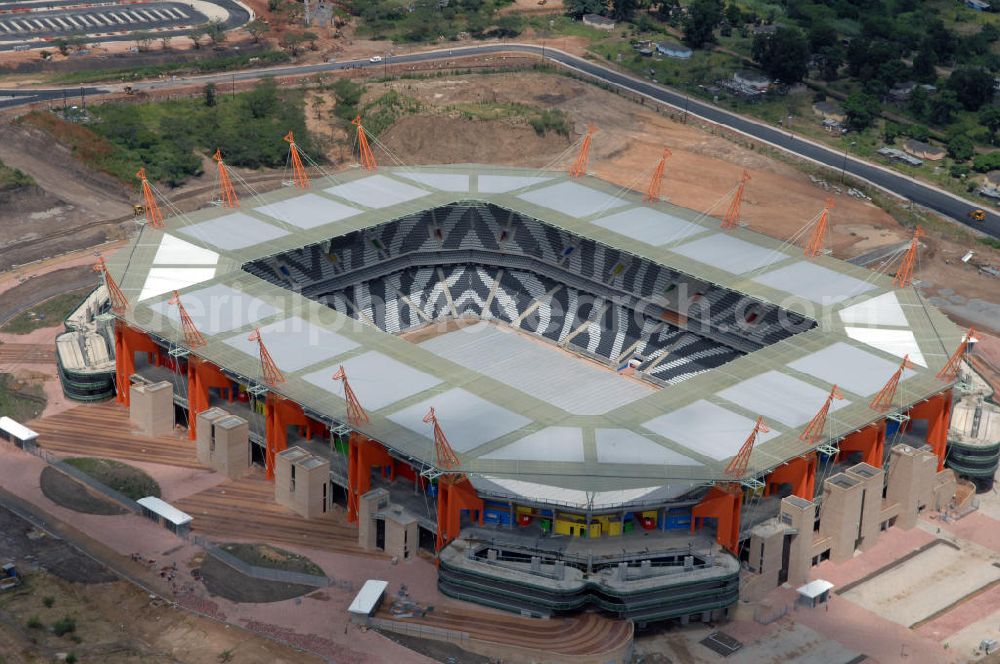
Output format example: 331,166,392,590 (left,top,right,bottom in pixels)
80,86,85,110
231,73,236,98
